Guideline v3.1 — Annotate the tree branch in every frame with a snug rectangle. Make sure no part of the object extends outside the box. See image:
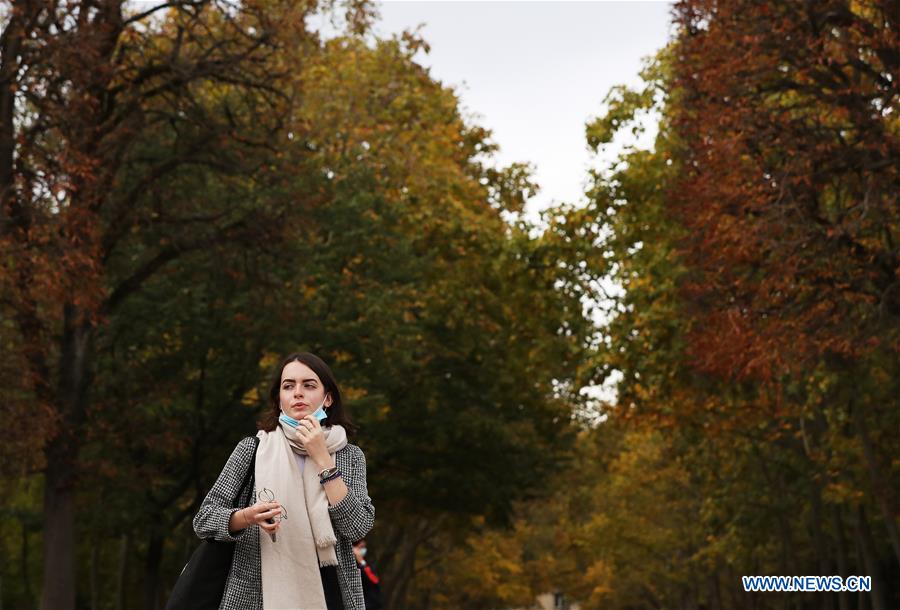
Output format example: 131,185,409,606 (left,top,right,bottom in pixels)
101,216,249,316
